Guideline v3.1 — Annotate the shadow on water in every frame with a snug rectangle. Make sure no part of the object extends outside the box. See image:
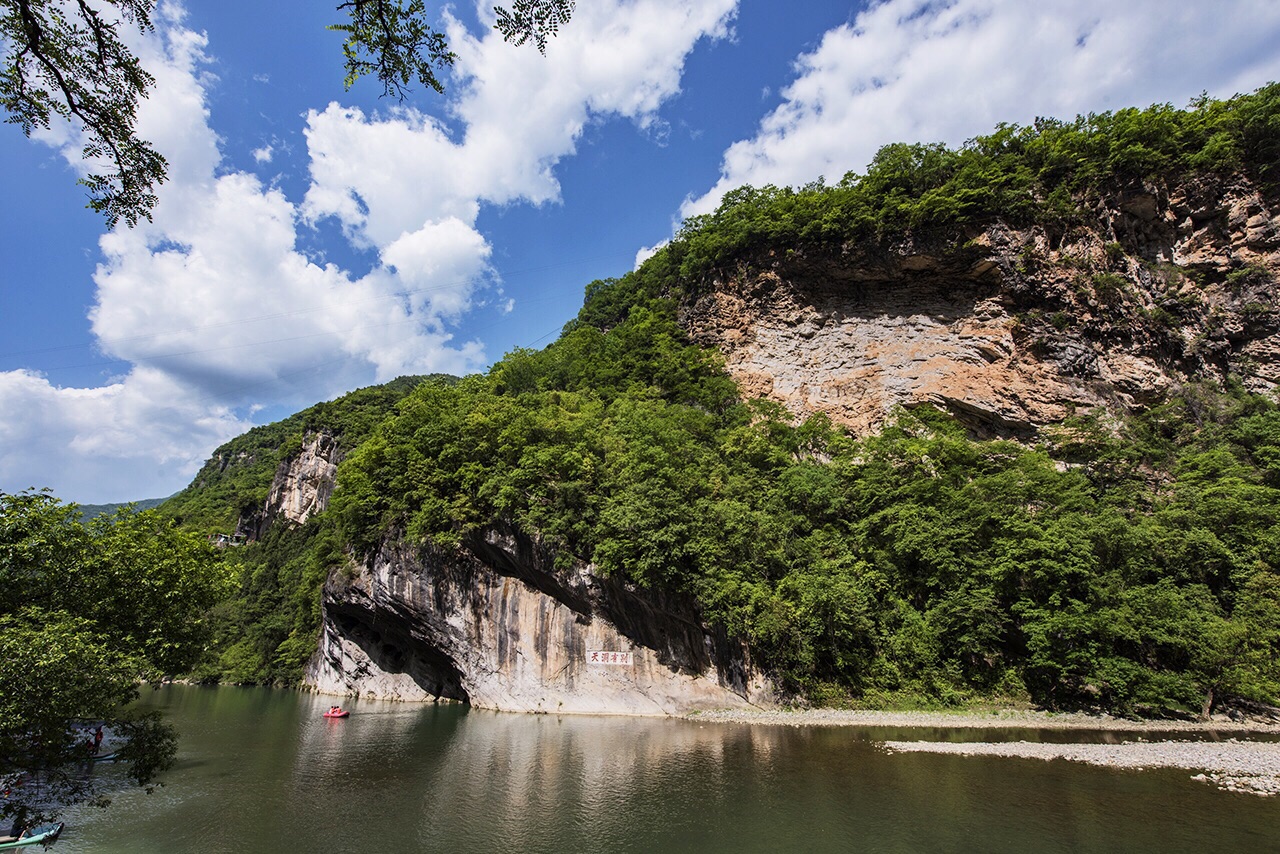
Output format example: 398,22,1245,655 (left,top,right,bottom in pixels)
55,686,1280,854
